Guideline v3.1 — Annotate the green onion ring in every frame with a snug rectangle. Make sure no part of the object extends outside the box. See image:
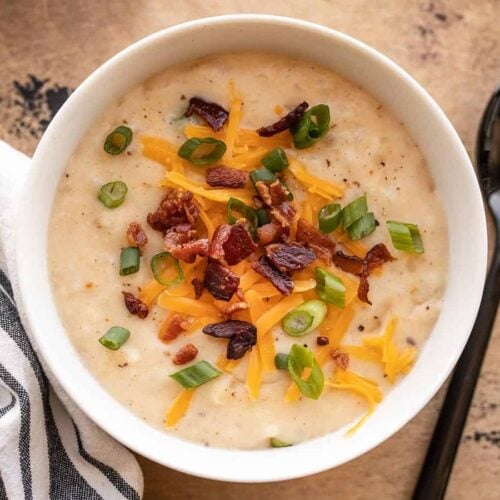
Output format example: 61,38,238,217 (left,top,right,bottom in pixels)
169,360,222,389
387,220,424,253
287,344,324,400
99,326,131,350
315,267,346,308
292,104,330,149
151,252,184,286
104,126,133,155
119,247,140,276
261,147,289,172
98,181,128,208
177,137,226,165
318,203,342,233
